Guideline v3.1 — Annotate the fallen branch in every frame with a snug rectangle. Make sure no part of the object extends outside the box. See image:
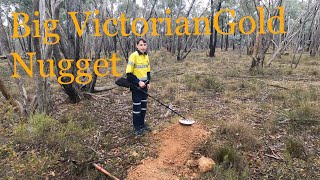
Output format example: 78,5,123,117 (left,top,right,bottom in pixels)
94,85,117,92
265,154,282,160
227,76,319,82
266,146,284,161
267,84,290,90
152,67,185,76
83,92,110,101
